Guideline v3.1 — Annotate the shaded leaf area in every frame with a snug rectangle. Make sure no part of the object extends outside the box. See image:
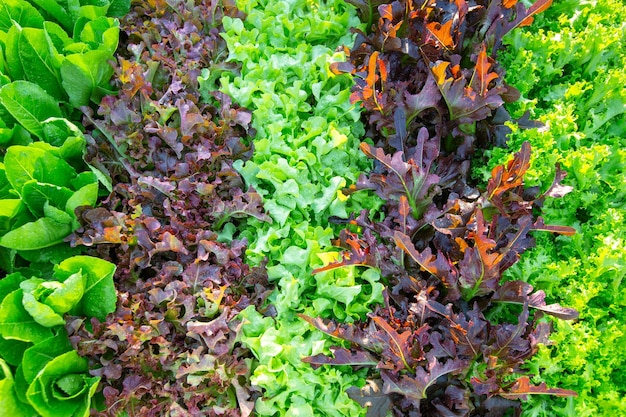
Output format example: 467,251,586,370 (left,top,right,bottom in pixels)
66,0,272,415
304,142,578,416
